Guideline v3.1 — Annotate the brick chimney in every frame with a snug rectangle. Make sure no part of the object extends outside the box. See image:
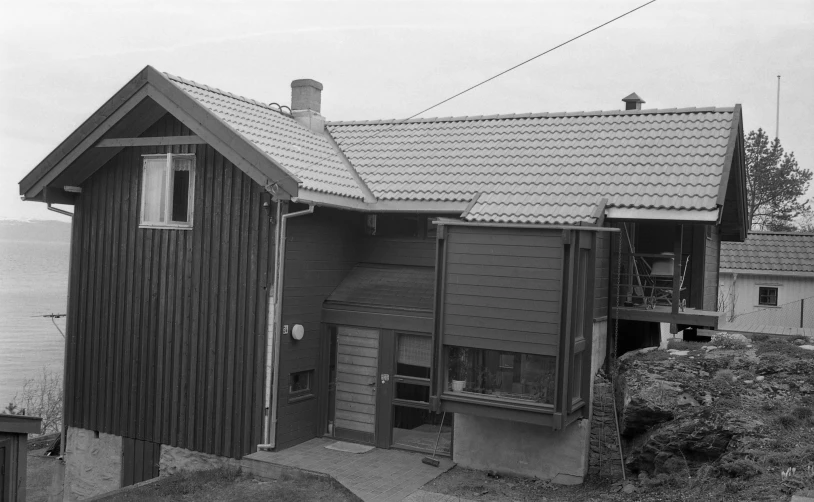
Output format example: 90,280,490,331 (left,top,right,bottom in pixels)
622,92,645,111
291,79,325,133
